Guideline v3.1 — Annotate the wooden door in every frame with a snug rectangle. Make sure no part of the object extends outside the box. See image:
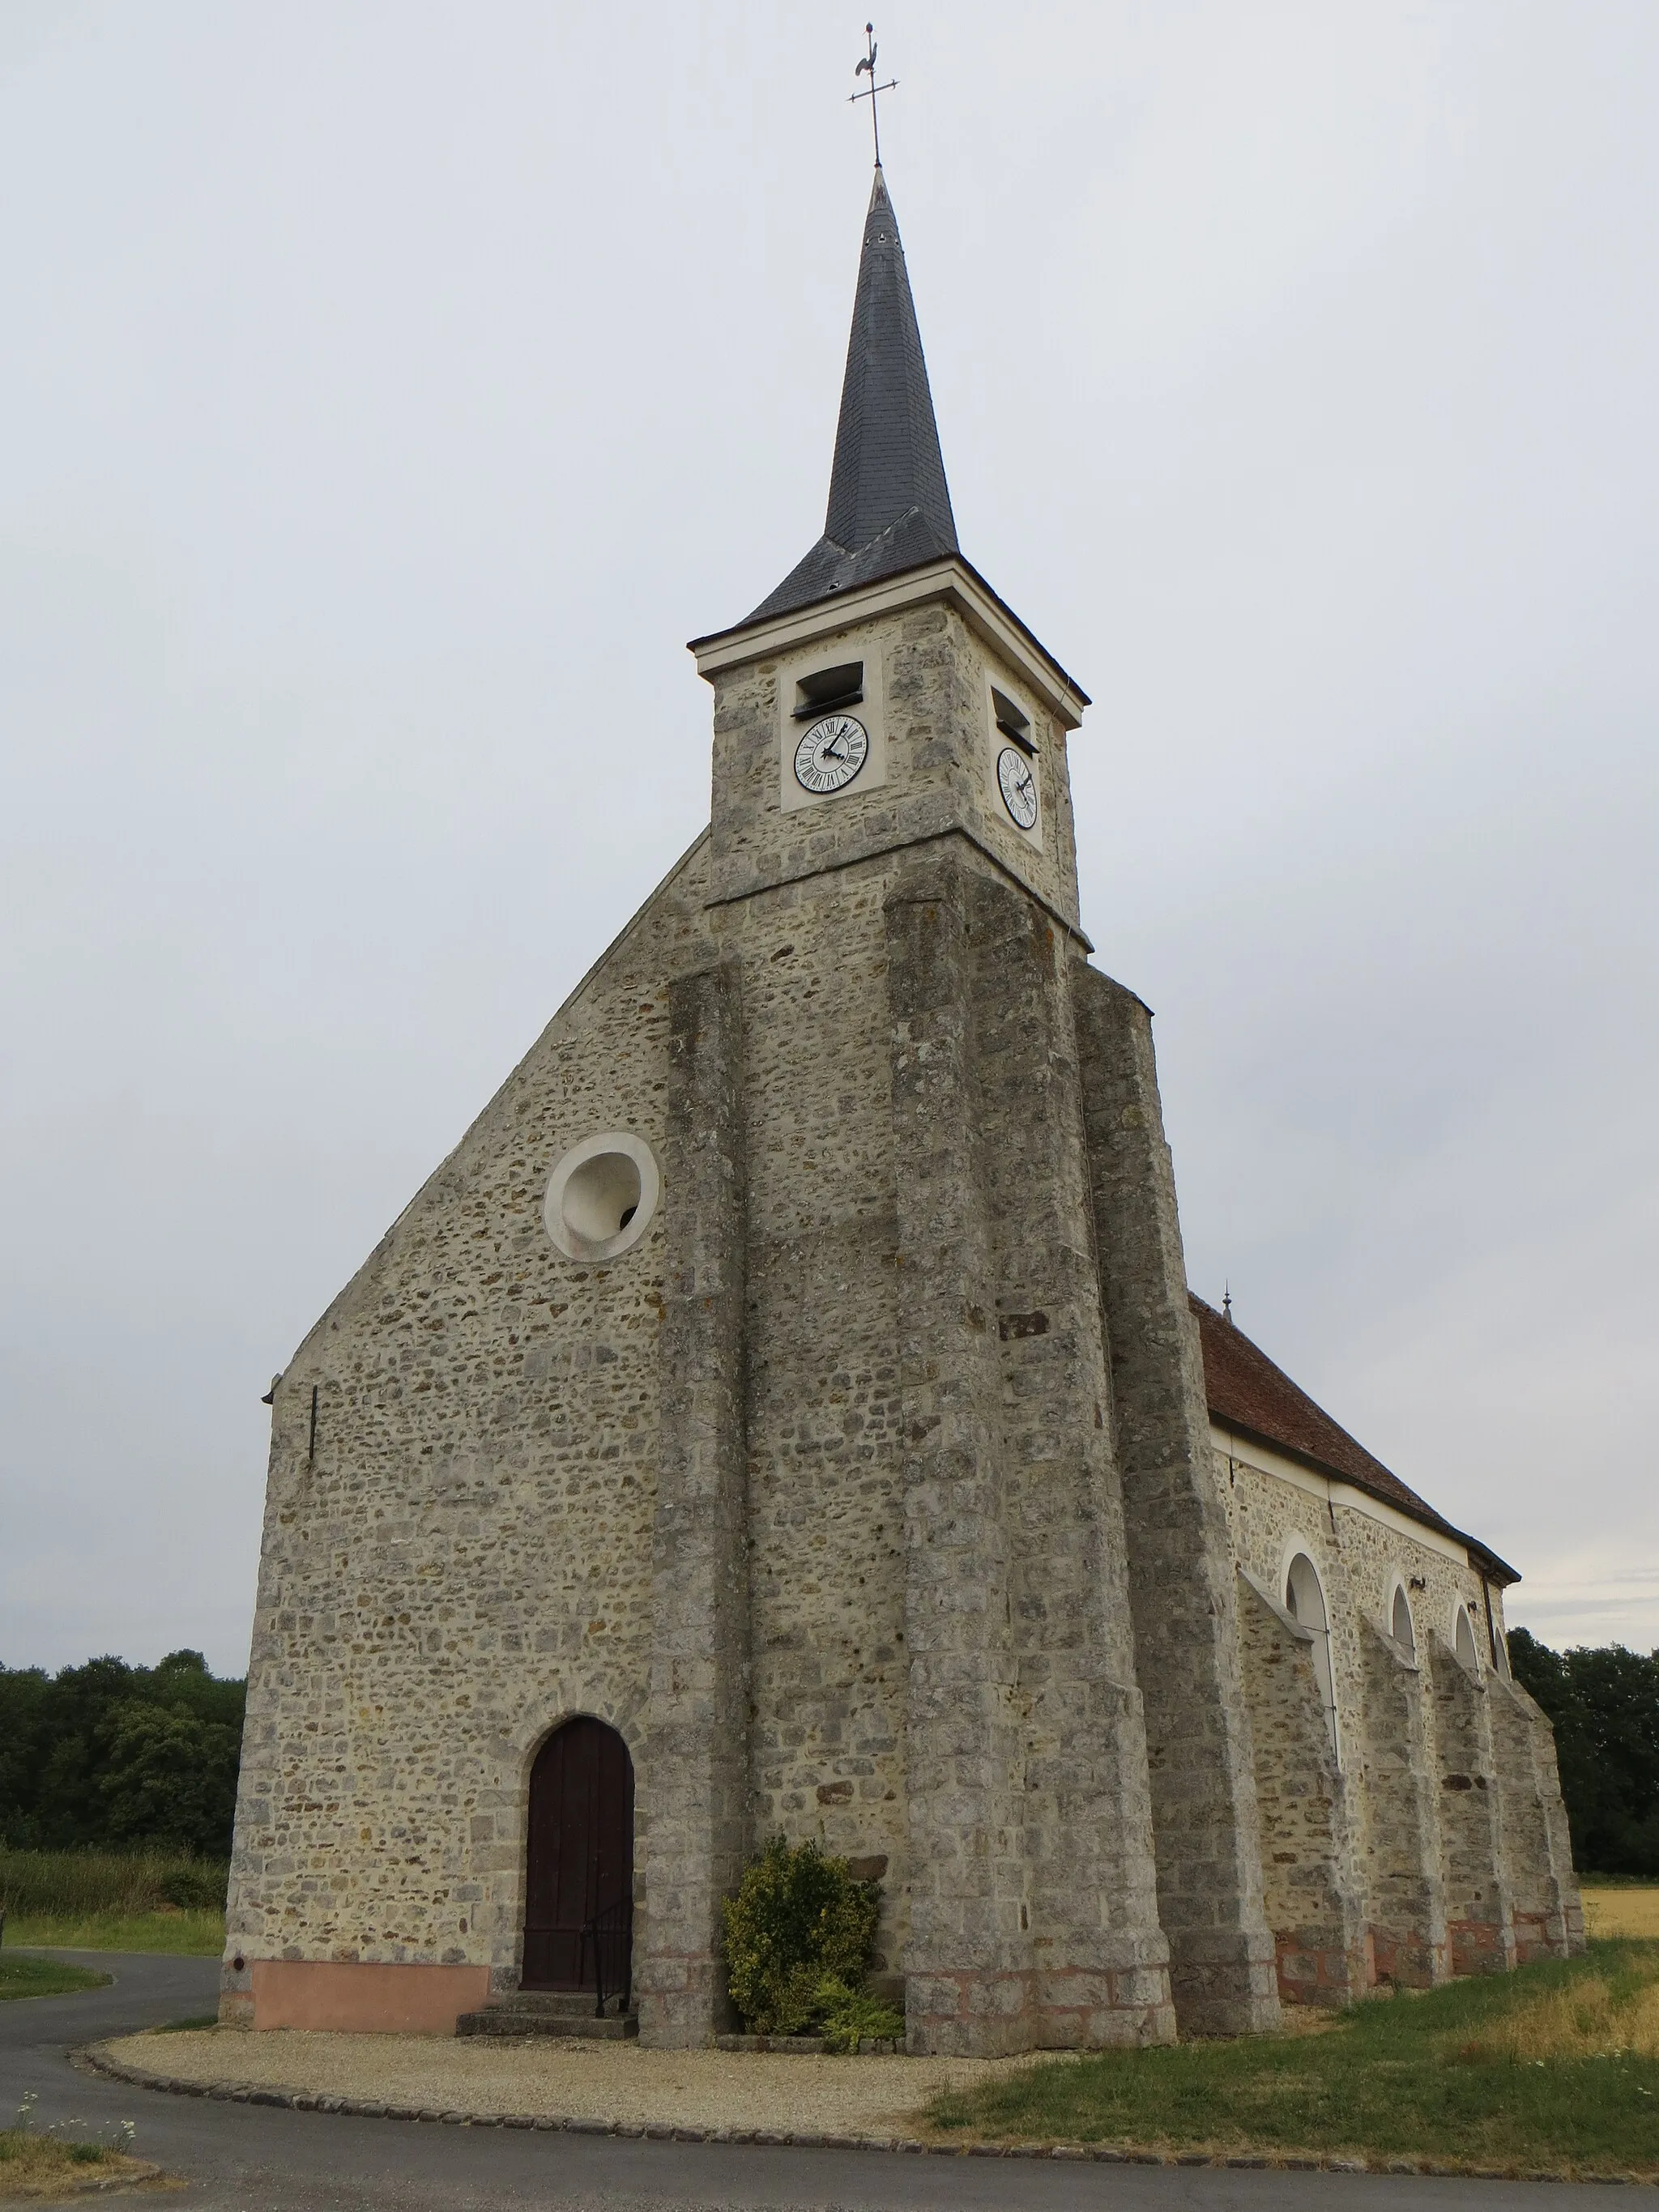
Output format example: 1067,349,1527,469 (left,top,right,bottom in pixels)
522,1716,634,1991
